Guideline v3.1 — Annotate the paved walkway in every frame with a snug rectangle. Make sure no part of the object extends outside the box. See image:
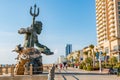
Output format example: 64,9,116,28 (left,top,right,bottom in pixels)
54,67,120,80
